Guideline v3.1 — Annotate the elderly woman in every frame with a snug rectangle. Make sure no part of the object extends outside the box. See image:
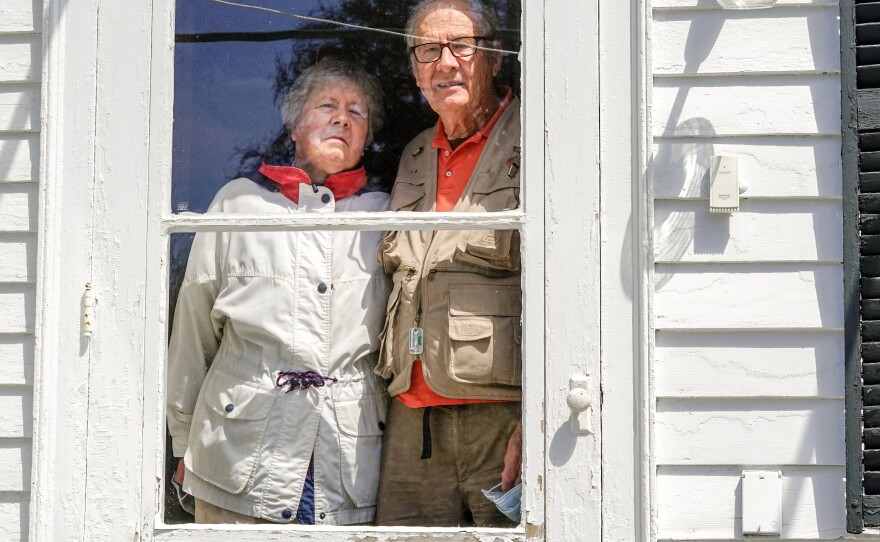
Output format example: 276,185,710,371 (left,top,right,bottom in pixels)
166,57,389,525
